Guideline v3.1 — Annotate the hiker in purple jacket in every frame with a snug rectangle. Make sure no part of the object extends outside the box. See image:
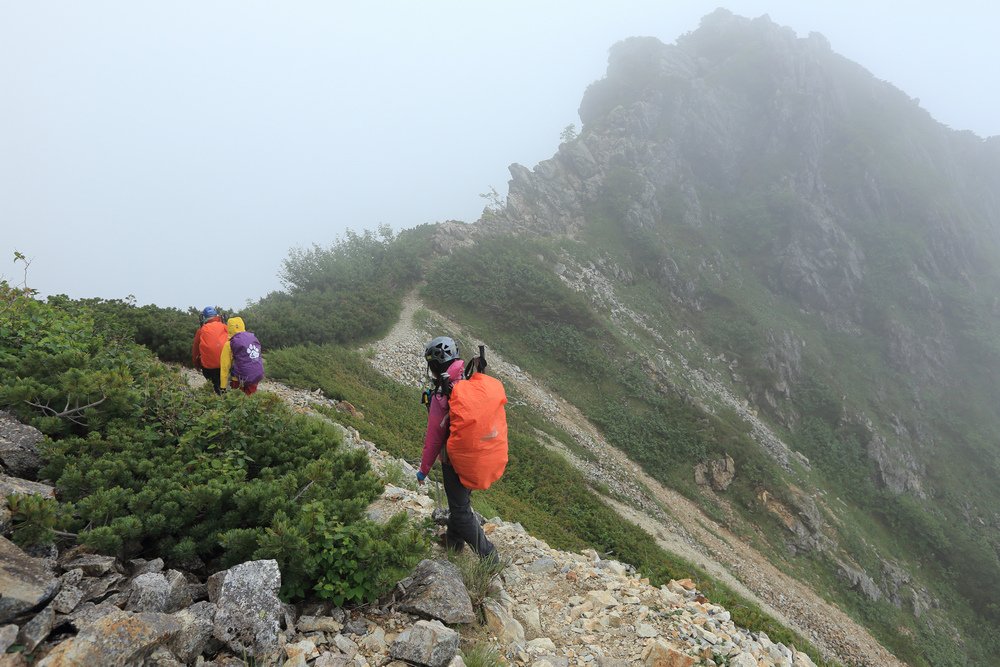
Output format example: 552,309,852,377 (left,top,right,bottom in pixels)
219,316,264,395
